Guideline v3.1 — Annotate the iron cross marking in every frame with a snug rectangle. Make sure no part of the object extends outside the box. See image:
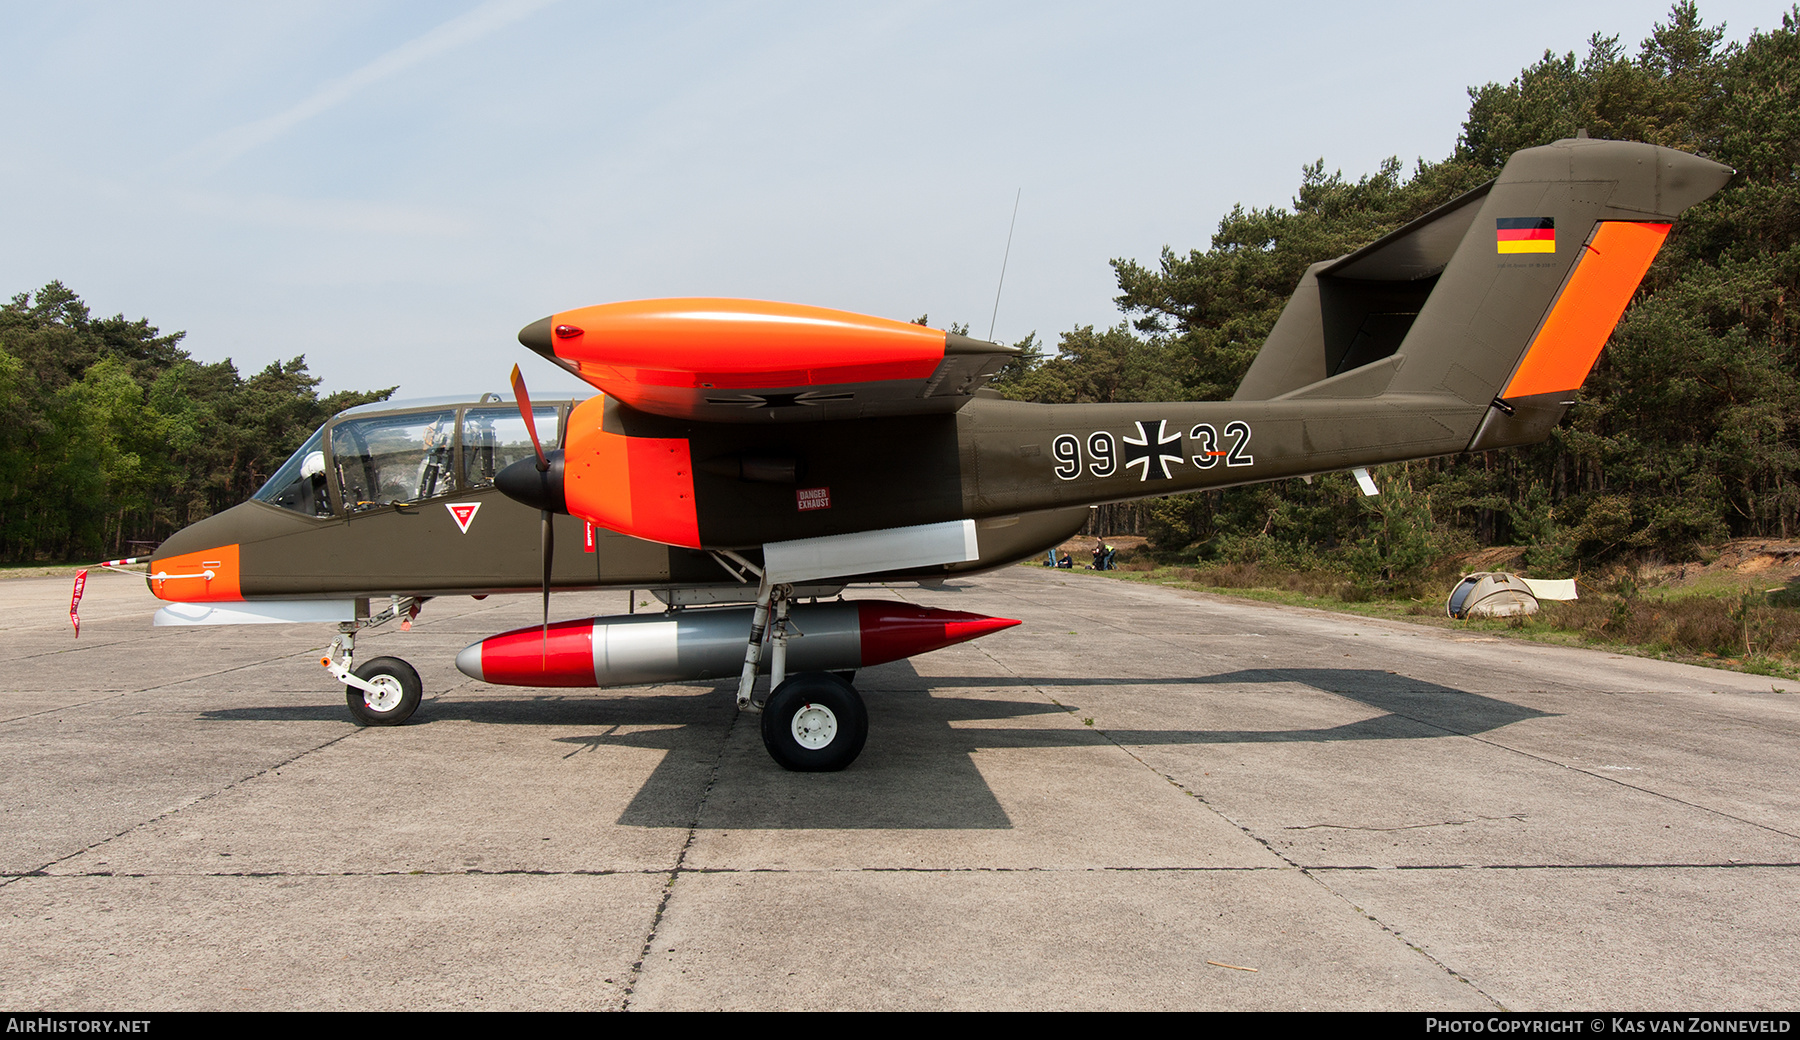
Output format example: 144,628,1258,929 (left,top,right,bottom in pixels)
704,390,855,409
1122,419,1184,481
